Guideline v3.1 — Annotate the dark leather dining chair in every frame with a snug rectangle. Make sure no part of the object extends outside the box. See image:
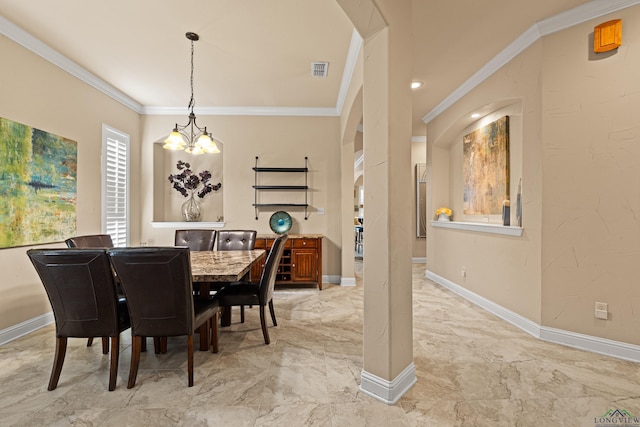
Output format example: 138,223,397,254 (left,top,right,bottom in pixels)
174,229,217,251
65,233,117,351
65,234,115,249
107,247,221,388
27,248,130,391
213,230,257,322
215,234,288,345
216,230,257,251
